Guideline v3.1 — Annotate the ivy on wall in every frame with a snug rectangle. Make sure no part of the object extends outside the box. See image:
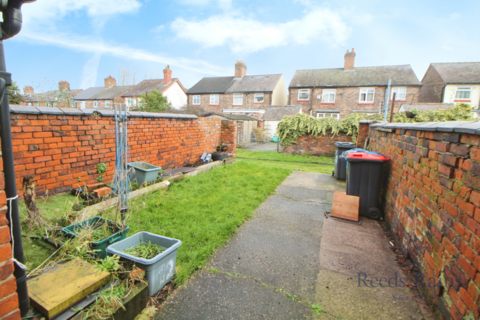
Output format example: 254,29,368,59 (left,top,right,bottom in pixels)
277,104,475,147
